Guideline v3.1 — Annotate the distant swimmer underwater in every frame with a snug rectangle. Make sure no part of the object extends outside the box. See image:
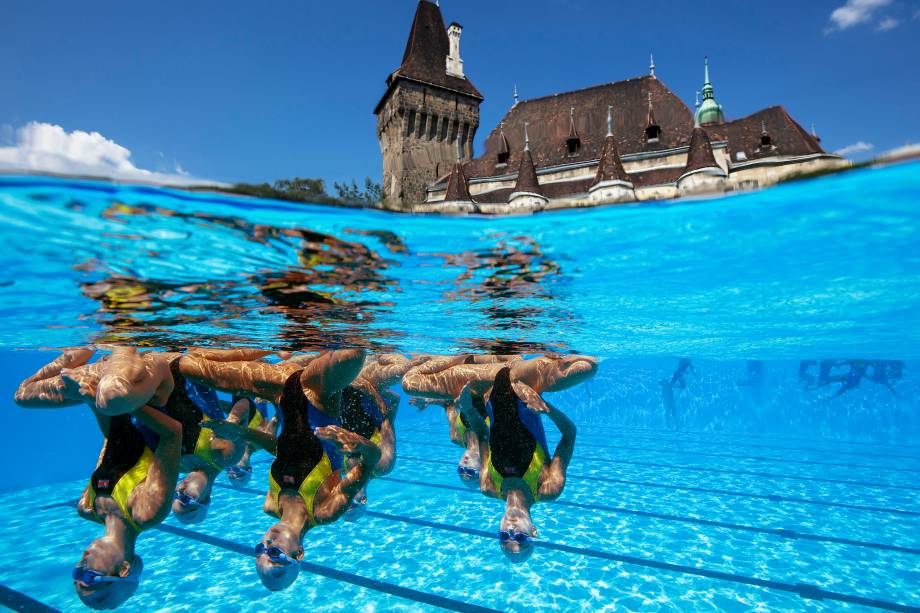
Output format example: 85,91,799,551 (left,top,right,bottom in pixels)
13,345,598,606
